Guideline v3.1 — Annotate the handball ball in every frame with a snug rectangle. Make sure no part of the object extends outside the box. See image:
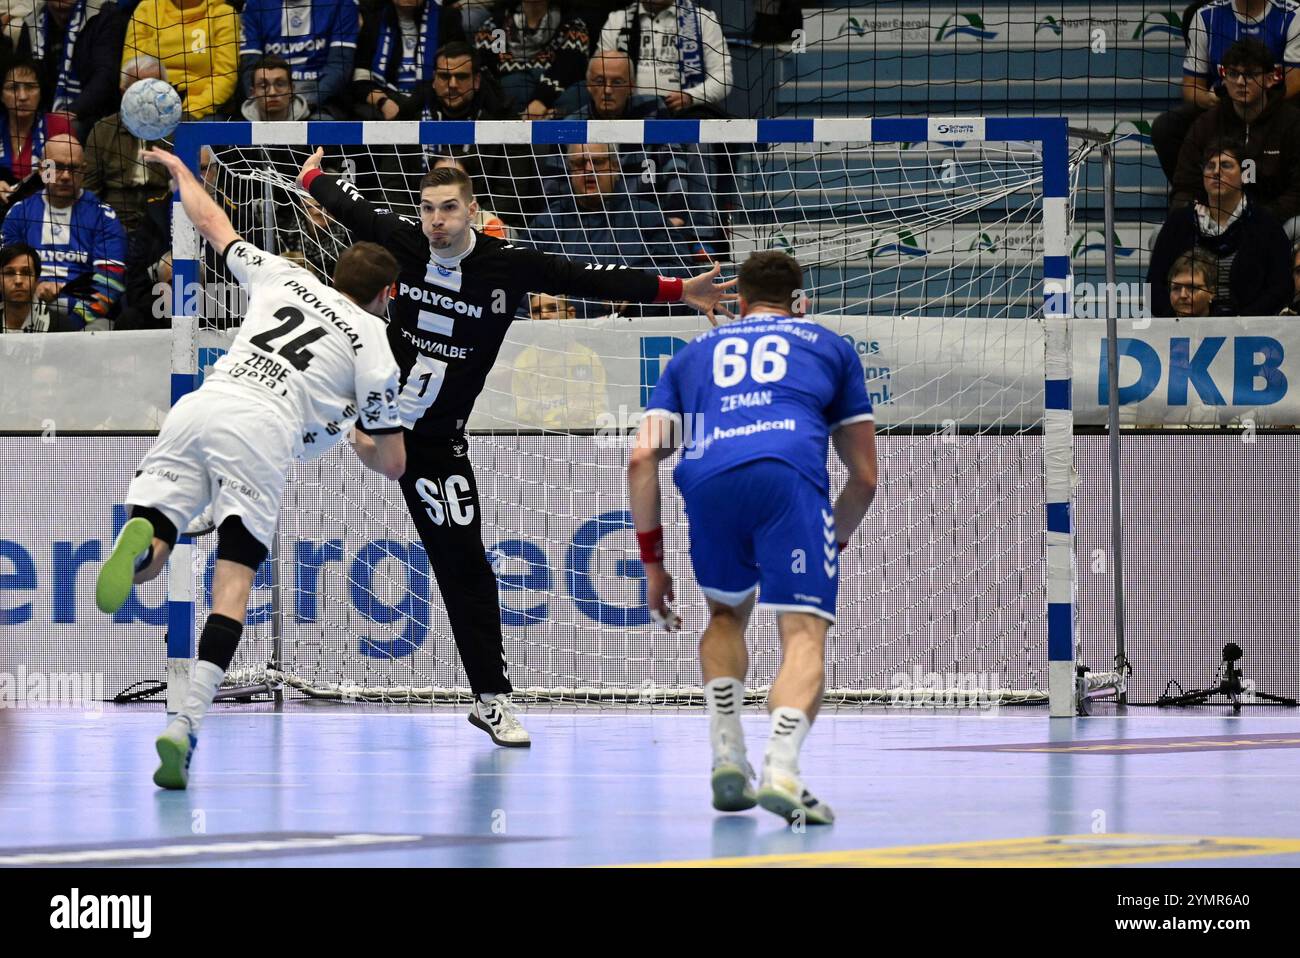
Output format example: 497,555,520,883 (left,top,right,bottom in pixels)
121,78,183,141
